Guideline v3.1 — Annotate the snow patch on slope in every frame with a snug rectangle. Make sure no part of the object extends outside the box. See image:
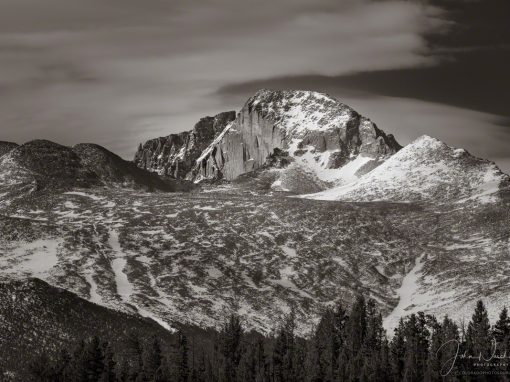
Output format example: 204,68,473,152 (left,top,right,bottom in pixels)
287,139,374,185
0,239,61,279
383,254,425,333
108,229,174,331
